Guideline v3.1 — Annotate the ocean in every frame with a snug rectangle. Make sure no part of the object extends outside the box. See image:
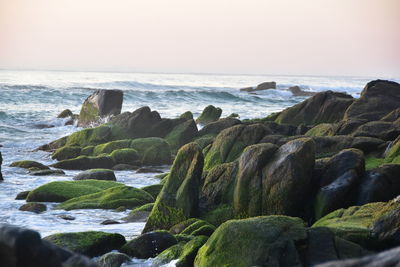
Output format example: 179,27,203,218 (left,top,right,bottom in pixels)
0,70,398,244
